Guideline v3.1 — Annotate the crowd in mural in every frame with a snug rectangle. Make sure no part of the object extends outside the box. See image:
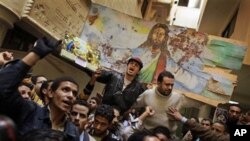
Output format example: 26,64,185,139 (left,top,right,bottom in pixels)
0,37,249,141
